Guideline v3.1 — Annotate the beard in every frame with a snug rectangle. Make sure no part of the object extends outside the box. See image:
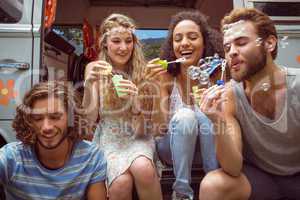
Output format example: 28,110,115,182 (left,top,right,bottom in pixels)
232,46,267,82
